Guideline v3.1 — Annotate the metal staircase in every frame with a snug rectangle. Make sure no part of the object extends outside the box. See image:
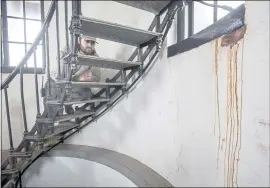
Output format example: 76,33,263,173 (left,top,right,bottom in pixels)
1,0,184,187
